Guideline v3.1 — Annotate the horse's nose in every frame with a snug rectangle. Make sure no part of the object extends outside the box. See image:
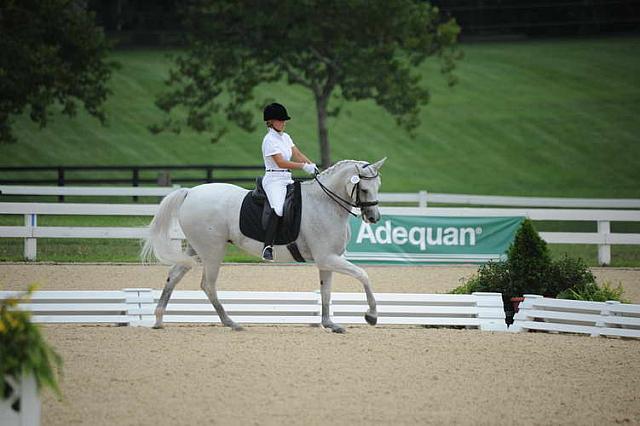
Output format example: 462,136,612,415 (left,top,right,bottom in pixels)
367,210,380,224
